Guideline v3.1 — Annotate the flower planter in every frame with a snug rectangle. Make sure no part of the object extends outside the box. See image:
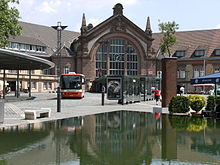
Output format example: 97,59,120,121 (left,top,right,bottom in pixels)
191,112,203,117
170,112,191,116
202,110,214,118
